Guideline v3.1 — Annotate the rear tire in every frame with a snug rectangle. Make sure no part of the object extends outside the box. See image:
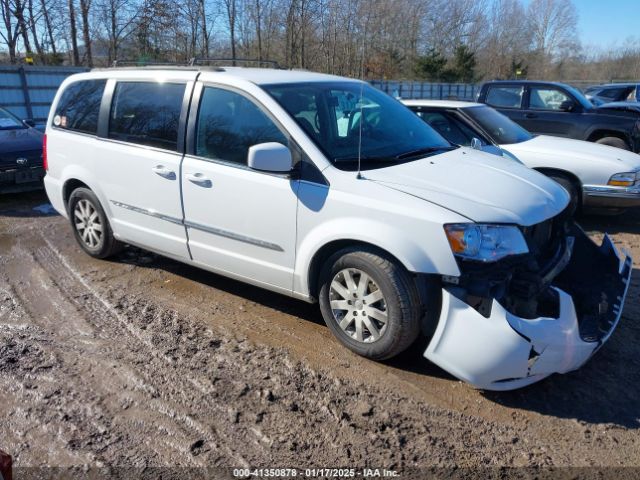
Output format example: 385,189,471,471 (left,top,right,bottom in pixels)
68,187,123,259
549,174,579,216
318,247,422,360
595,136,630,150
